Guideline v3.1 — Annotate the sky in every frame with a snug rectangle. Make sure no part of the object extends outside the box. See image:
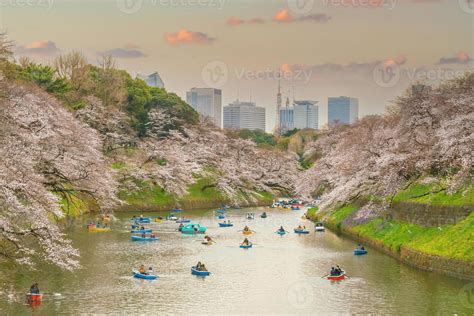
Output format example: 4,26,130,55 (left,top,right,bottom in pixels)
1,0,473,131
